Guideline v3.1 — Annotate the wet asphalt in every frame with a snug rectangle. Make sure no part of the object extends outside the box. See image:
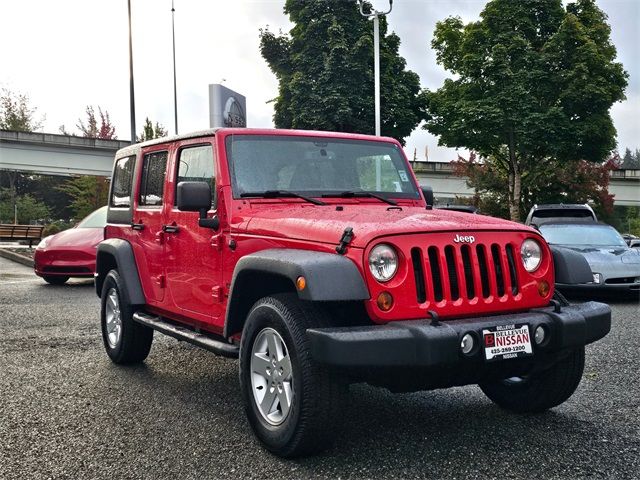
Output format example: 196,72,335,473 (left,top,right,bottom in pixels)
1,255,639,480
